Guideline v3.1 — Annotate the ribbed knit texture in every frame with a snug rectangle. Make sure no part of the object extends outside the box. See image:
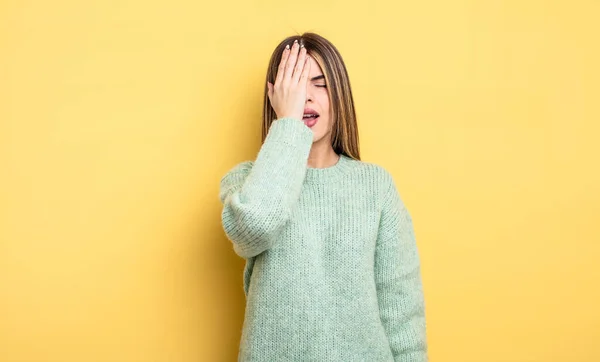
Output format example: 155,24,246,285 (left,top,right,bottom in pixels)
219,117,428,362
